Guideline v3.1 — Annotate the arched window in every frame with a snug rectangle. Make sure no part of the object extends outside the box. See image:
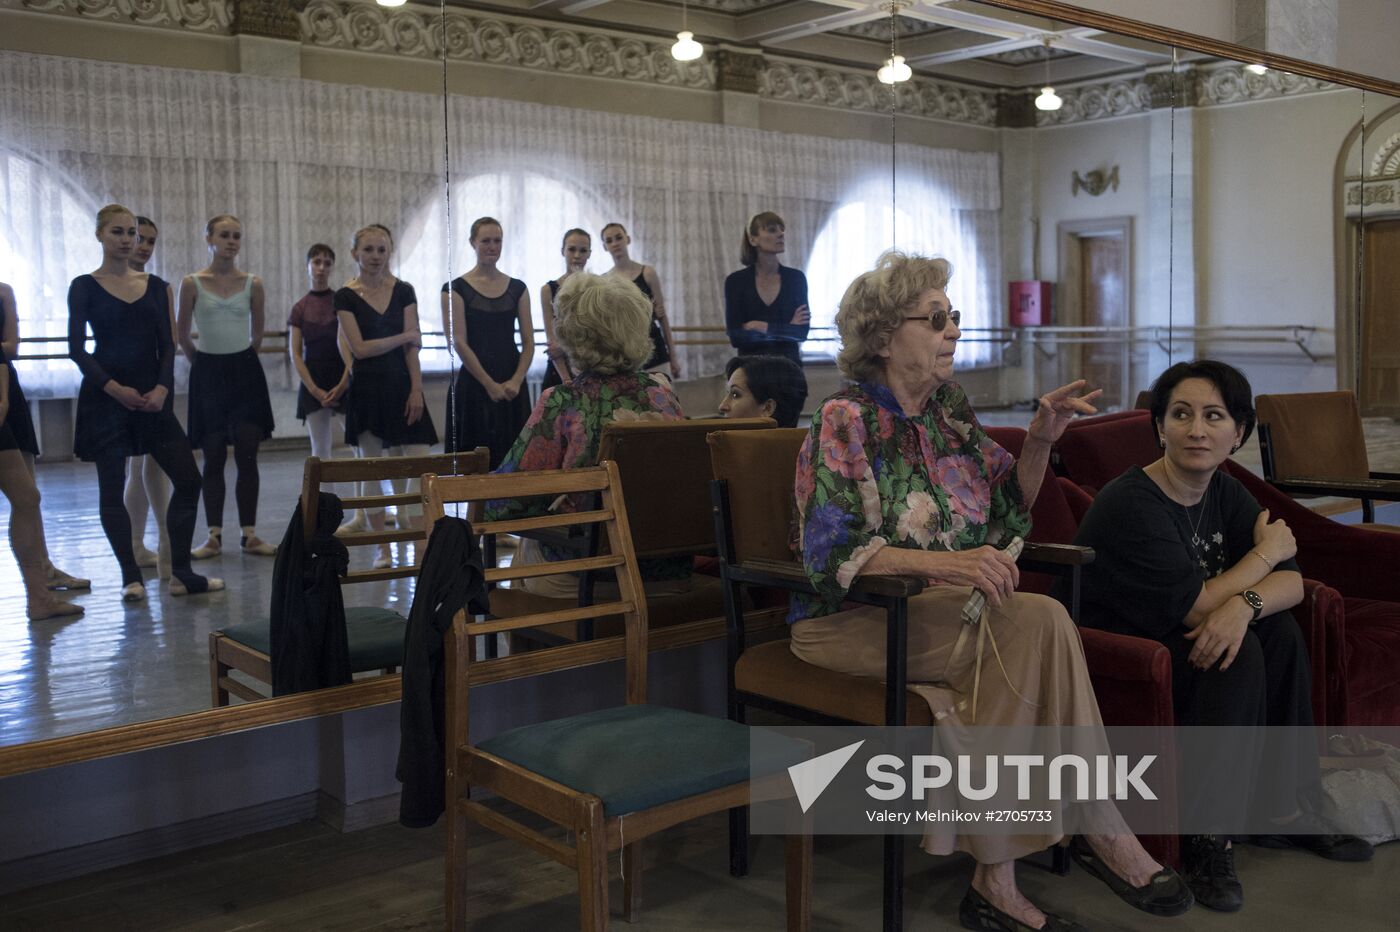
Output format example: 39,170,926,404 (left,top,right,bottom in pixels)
399,172,609,374
0,150,99,395
805,180,998,367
